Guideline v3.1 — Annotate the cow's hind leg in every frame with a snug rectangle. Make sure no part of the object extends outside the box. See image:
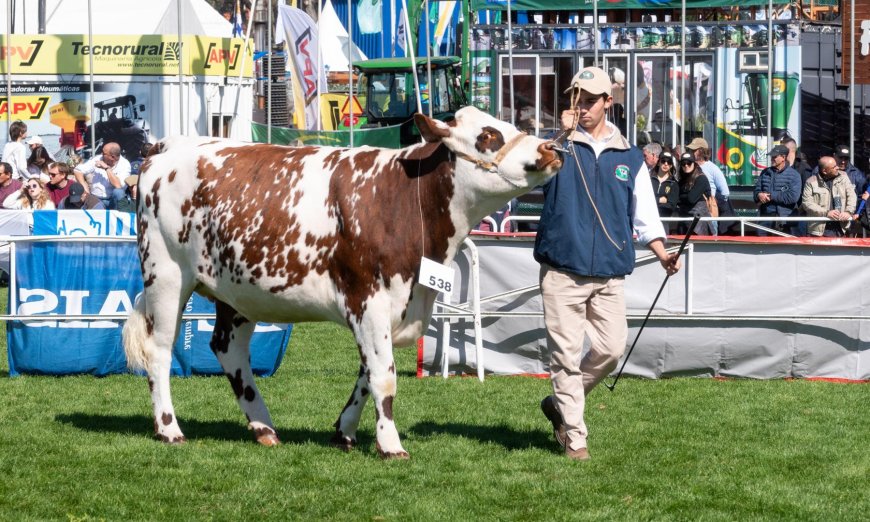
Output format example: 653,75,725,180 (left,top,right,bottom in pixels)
123,268,193,444
348,307,408,459
210,300,279,446
331,361,370,451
